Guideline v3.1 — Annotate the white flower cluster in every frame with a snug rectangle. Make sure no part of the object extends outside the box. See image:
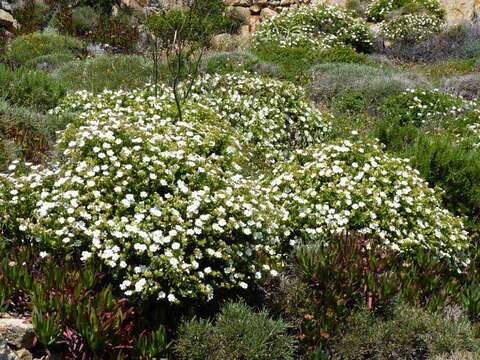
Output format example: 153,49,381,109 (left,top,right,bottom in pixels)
2,84,287,303
380,13,444,43
252,4,373,51
267,139,470,267
190,73,332,163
